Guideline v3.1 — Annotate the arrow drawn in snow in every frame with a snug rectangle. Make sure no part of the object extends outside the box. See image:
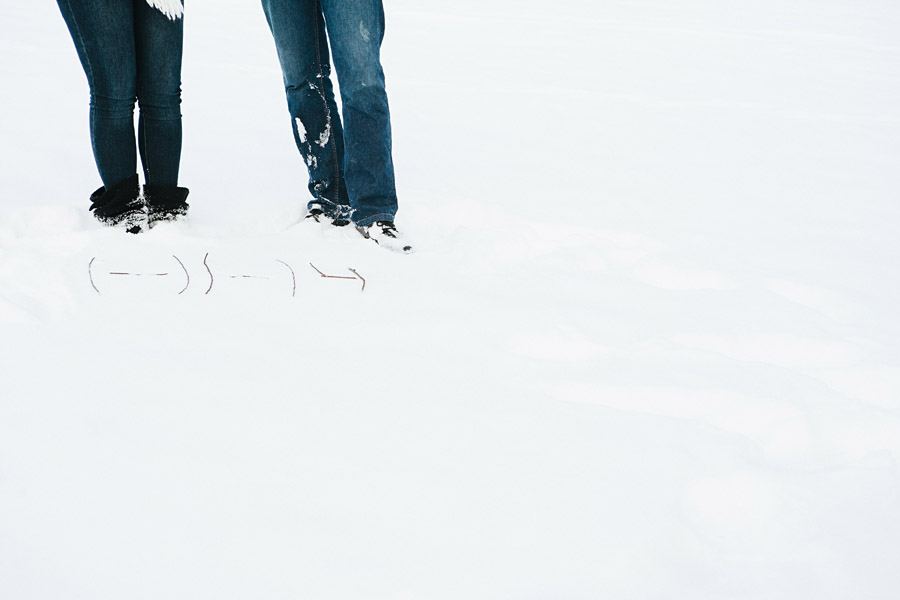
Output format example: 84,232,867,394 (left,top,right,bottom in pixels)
310,263,366,292
348,268,366,292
